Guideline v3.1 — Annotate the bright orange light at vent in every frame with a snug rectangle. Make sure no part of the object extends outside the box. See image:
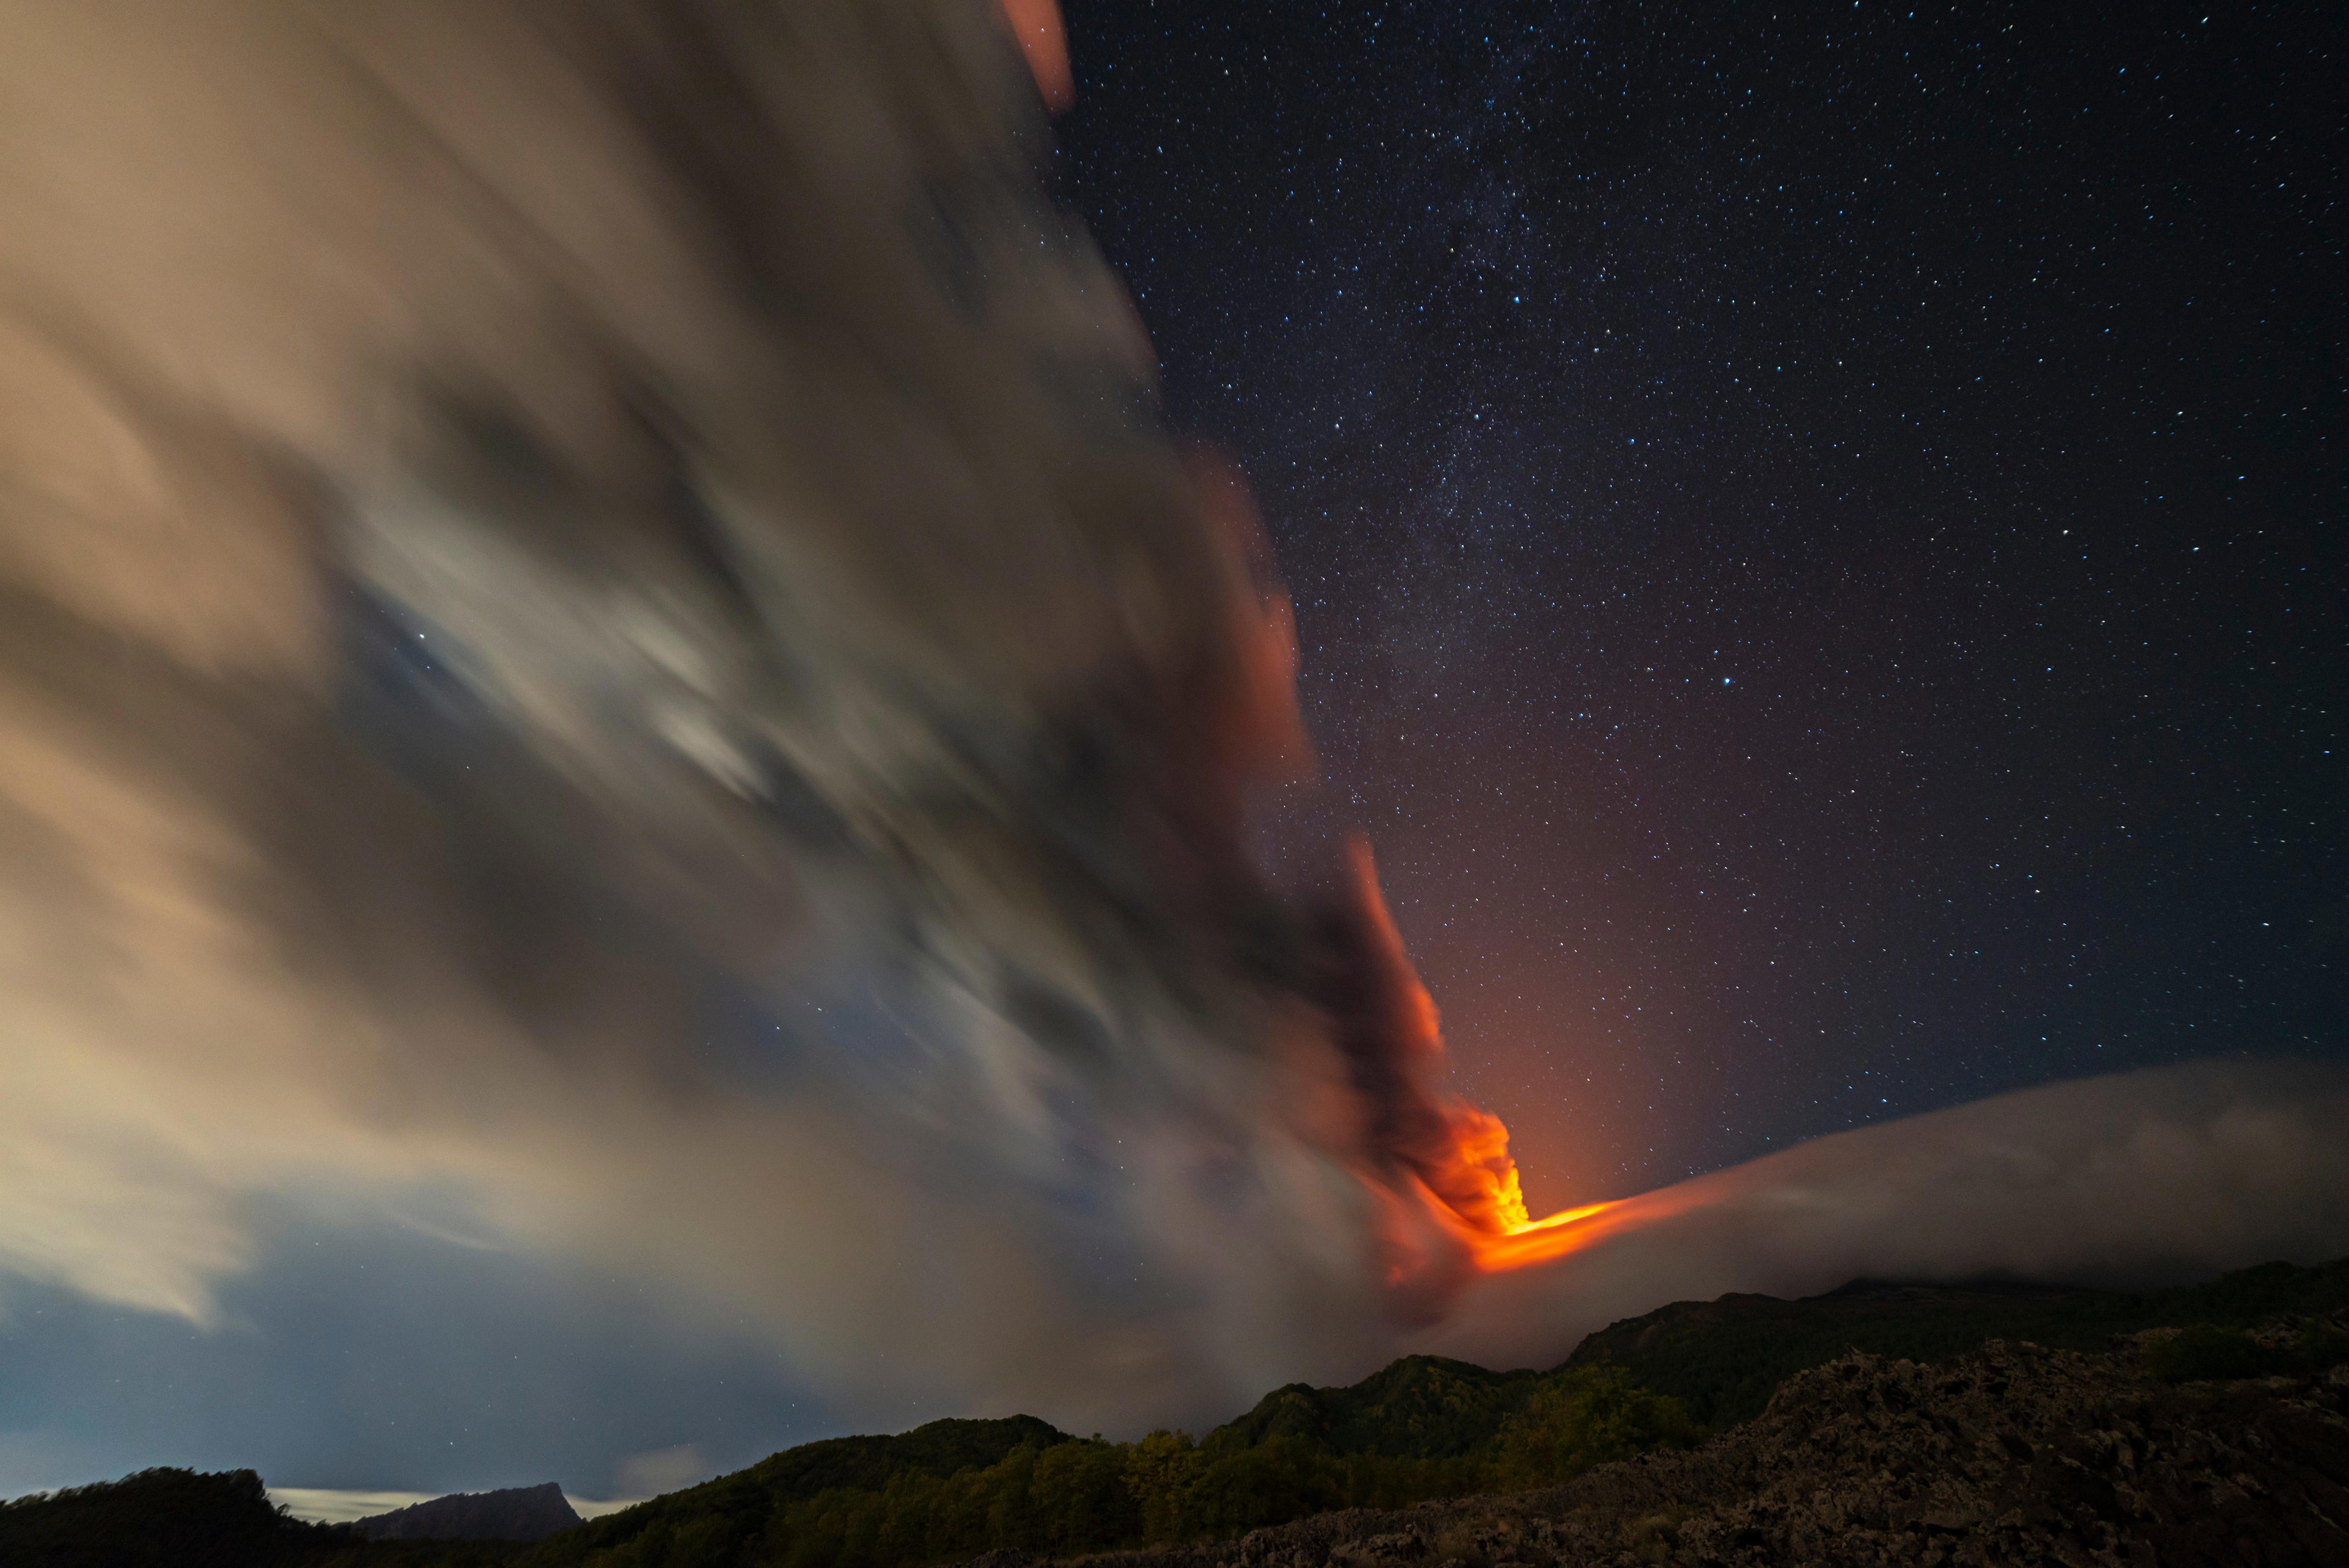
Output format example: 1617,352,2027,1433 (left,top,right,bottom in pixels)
1420,1105,1529,1233
1414,1108,1627,1273
1337,839,1624,1277
1475,1197,1630,1270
